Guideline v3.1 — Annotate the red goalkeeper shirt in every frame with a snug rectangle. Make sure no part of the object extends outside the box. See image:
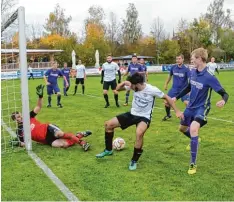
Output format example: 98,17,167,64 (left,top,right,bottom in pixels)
17,111,49,144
